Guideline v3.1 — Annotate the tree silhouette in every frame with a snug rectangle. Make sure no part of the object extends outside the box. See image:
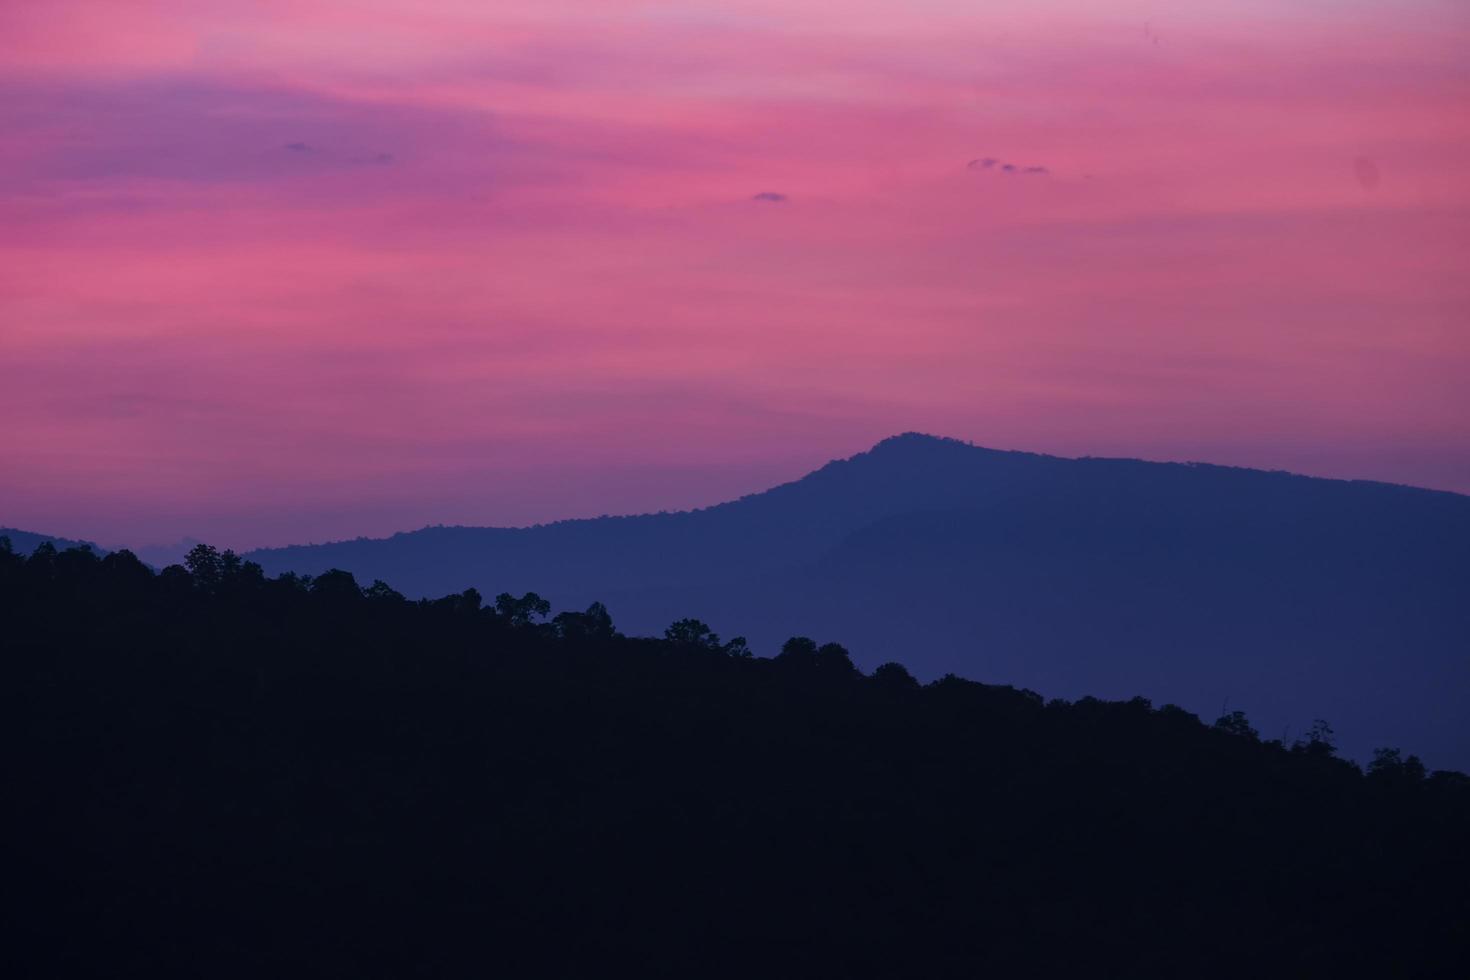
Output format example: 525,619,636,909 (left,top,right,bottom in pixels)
363,579,407,603
1214,710,1259,740
872,661,919,690
555,601,618,642
776,636,818,662
664,618,721,649
1295,719,1338,759
1368,747,1427,785
495,591,550,626
184,542,223,588
816,641,857,675
311,568,364,602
